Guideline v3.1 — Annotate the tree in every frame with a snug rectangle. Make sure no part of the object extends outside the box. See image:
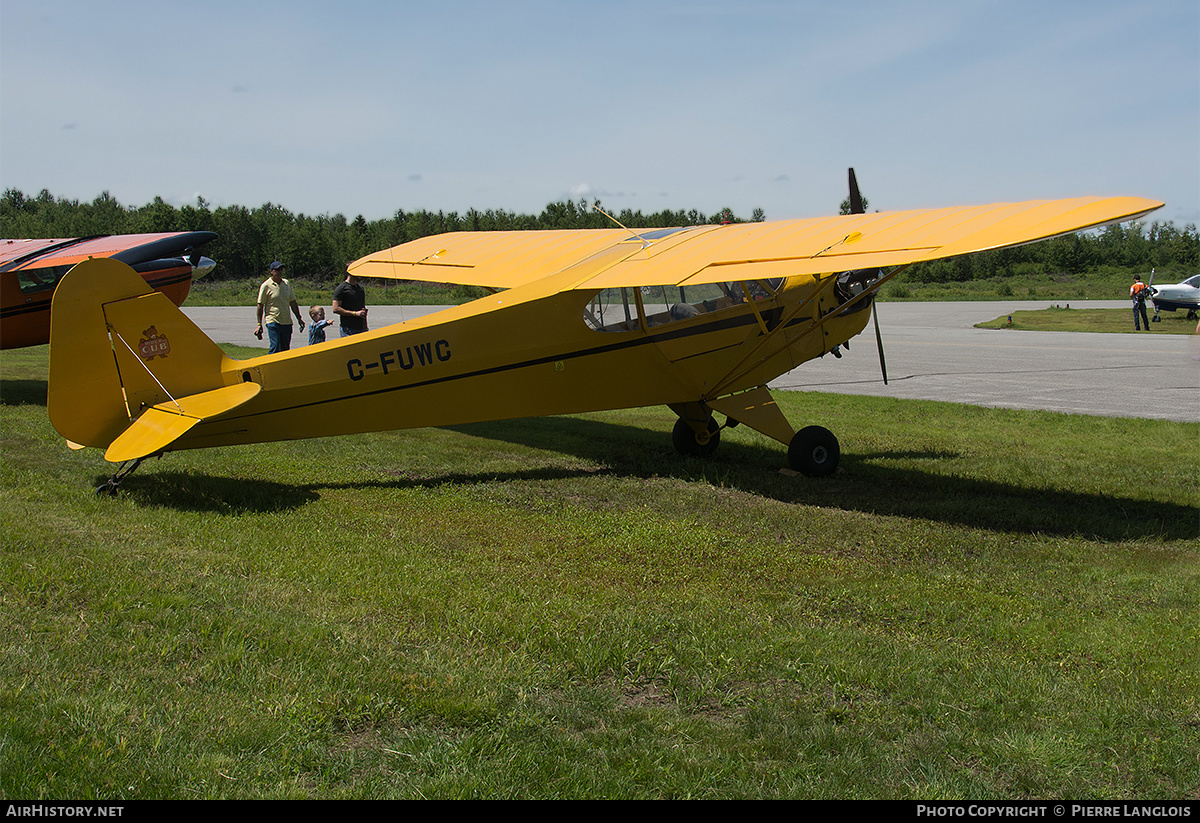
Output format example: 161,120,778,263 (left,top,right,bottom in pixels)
839,192,867,215
133,196,178,233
